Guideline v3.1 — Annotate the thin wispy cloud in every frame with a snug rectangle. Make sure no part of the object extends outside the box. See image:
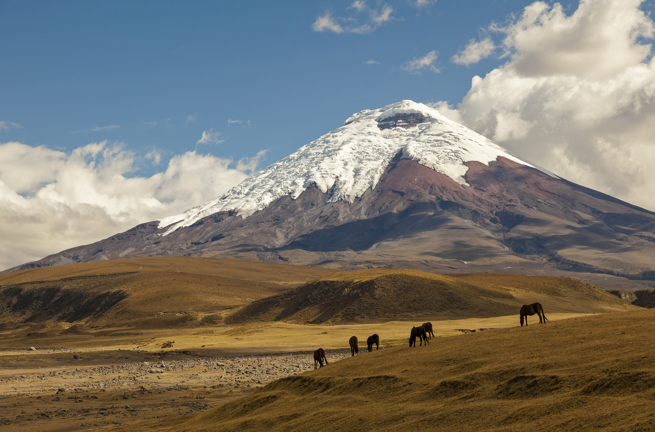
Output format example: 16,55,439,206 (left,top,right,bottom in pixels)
413,0,437,9
144,121,158,127
348,1,366,12
73,125,120,134
145,146,162,165
401,50,439,74
227,119,251,127
90,125,119,132
185,113,198,124
197,129,224,145
0,121,20,131
366,59,380,65
312,2,395,34
452,37,496,66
